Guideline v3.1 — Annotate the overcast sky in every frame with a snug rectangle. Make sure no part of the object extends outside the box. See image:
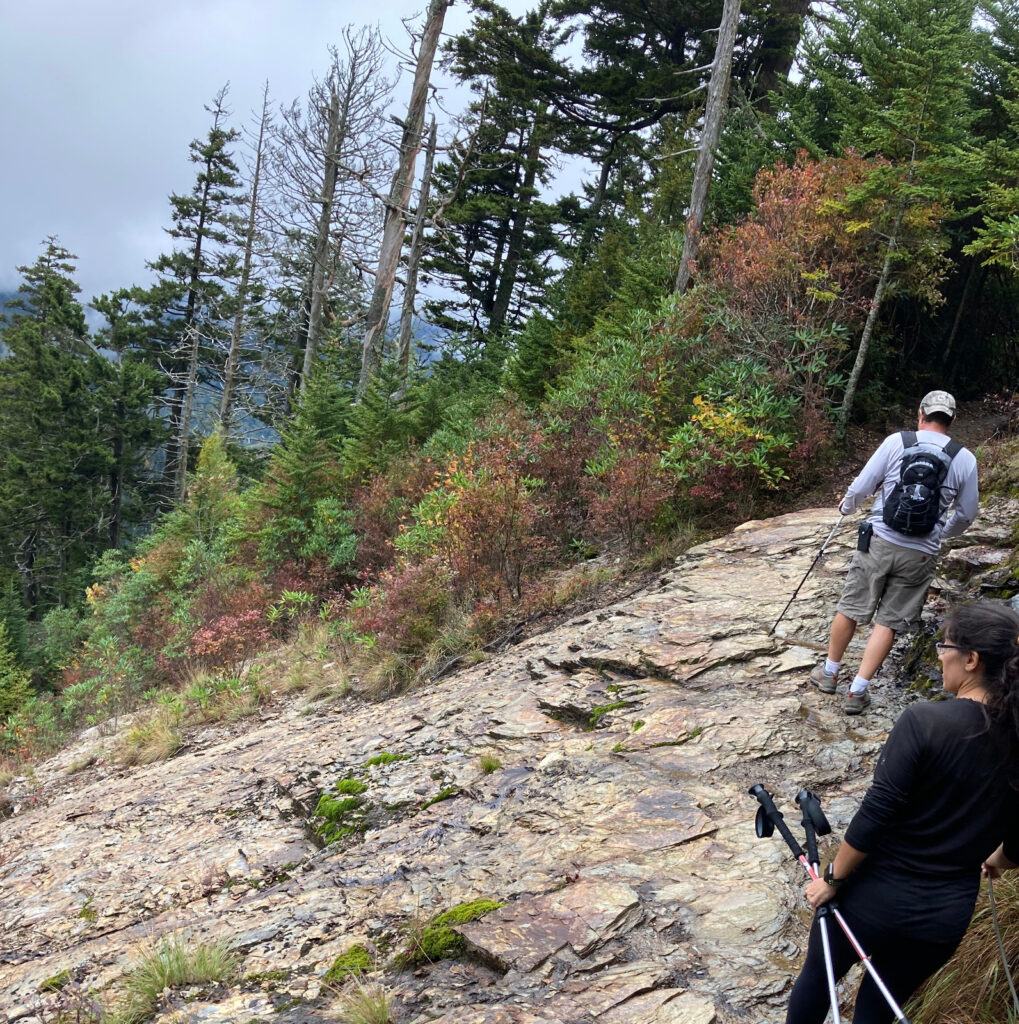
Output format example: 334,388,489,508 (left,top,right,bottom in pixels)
0,0,537,306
